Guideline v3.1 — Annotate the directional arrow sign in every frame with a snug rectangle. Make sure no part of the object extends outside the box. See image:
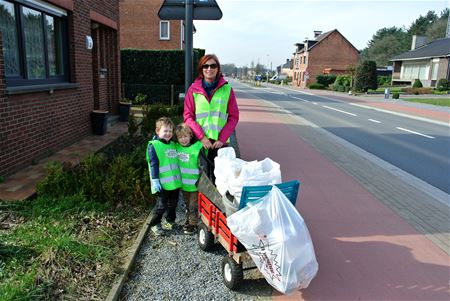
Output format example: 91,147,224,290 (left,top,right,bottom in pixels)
158,0,222,20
